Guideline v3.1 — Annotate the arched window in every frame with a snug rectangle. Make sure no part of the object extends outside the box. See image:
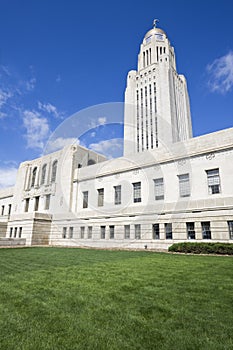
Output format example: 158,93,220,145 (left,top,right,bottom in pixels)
41,164,47,185
51,160,58,183
31,167,37,188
